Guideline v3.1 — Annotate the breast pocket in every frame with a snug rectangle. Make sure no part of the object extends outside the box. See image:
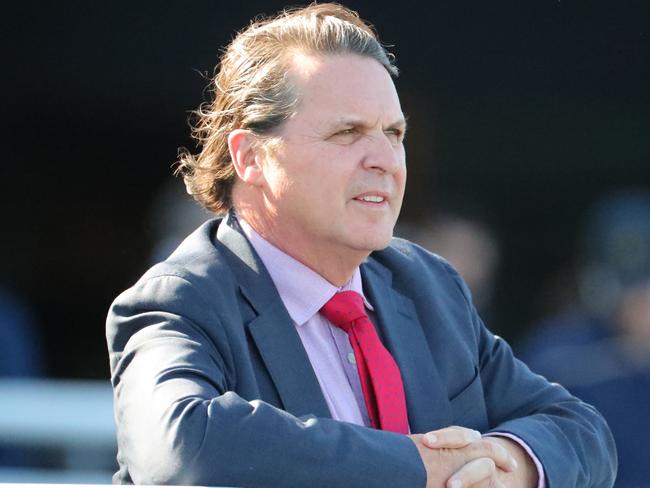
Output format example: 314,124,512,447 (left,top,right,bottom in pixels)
448,367,489,431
